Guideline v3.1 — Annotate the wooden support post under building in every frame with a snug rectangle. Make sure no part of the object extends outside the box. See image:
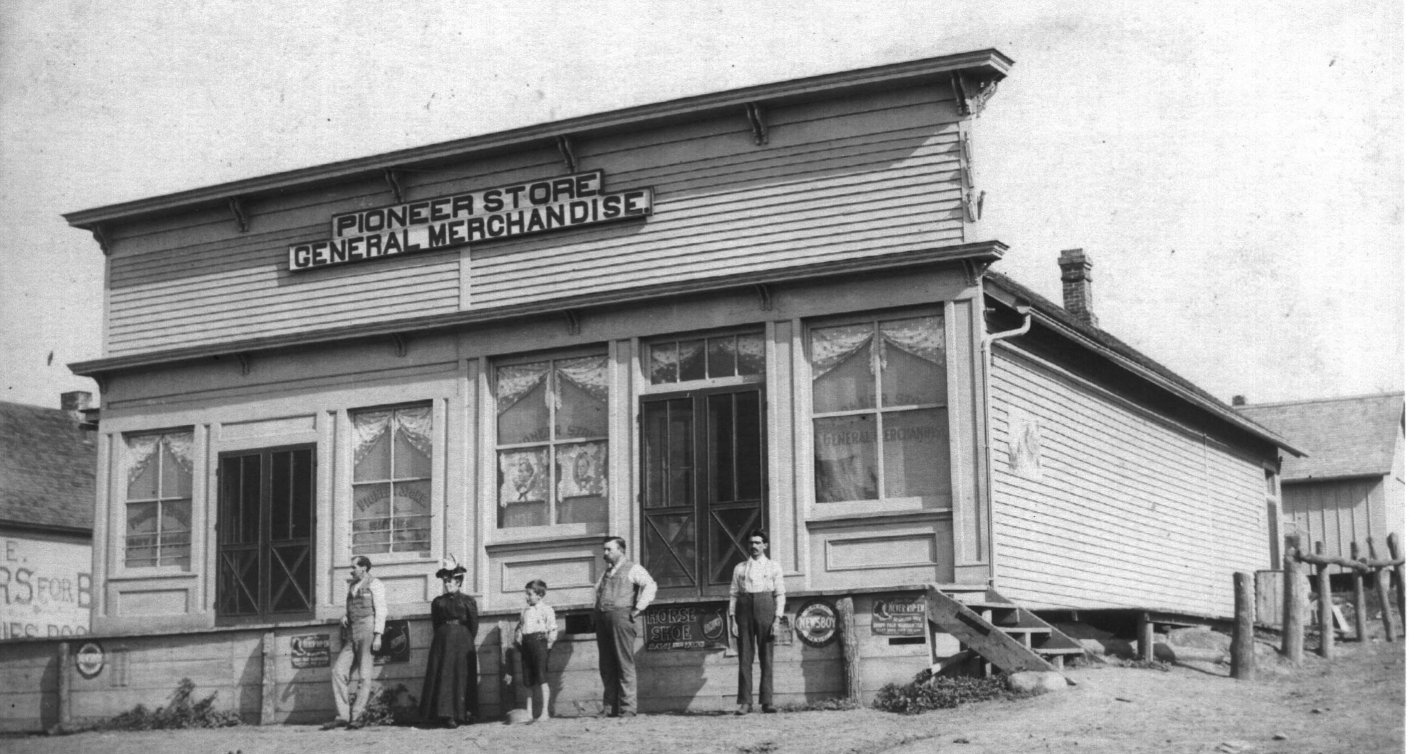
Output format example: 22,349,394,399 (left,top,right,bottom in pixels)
1387,533,1406,622
1137,614,1154,663
1230,572,1255,680
835,596,861,701
261,631,277,724
1282,548,1305,663
1368,537,1396,641
57,641,72,731
1352,542,1369,643
497,623,517,716
1314,543,1333,659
